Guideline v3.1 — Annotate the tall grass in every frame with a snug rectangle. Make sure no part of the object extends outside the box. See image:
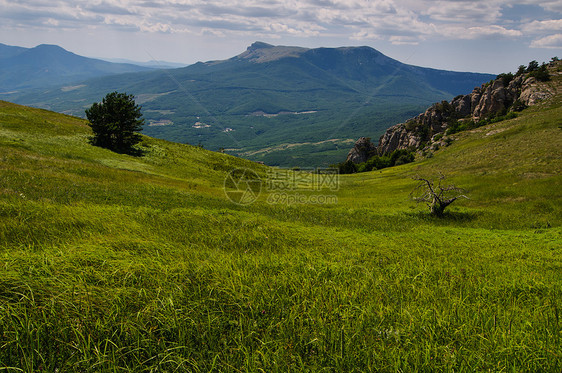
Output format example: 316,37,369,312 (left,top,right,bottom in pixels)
0,97,561,371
